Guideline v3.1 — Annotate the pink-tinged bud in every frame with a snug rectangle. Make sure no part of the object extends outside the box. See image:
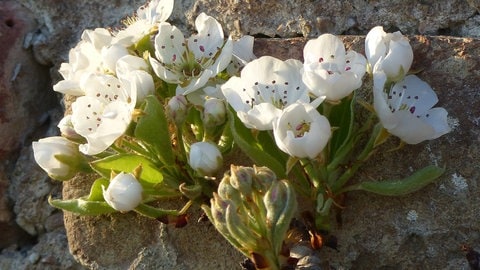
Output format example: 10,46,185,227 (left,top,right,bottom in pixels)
57,115,83,141
166,95,188,125
102,172,143,212
203,97,226,128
